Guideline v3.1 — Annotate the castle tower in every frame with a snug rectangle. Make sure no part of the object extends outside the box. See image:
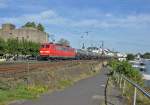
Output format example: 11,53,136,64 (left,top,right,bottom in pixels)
2,23,16,31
